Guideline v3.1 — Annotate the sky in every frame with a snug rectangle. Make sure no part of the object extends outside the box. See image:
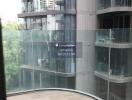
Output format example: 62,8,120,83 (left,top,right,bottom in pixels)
0,0,22,24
